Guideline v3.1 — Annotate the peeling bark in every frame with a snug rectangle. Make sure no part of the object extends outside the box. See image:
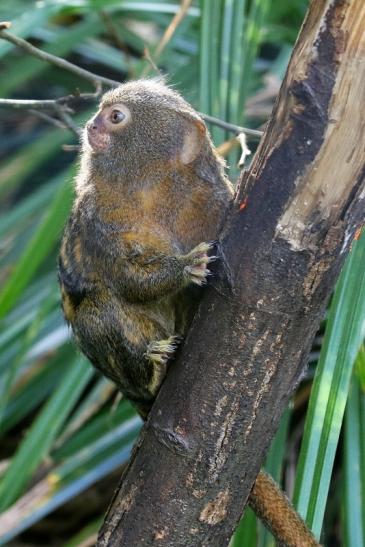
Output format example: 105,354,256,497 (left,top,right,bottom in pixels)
98,1,365,545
